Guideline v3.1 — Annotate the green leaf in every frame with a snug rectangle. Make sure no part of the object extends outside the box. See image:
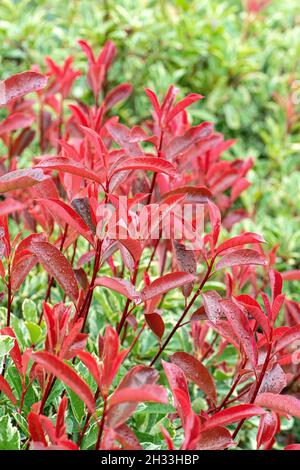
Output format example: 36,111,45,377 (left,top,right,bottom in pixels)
22,299,37,322
0,415,20,450
68,388,85,424
25,321,42,344
135,402,175,415
0,335,15,357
